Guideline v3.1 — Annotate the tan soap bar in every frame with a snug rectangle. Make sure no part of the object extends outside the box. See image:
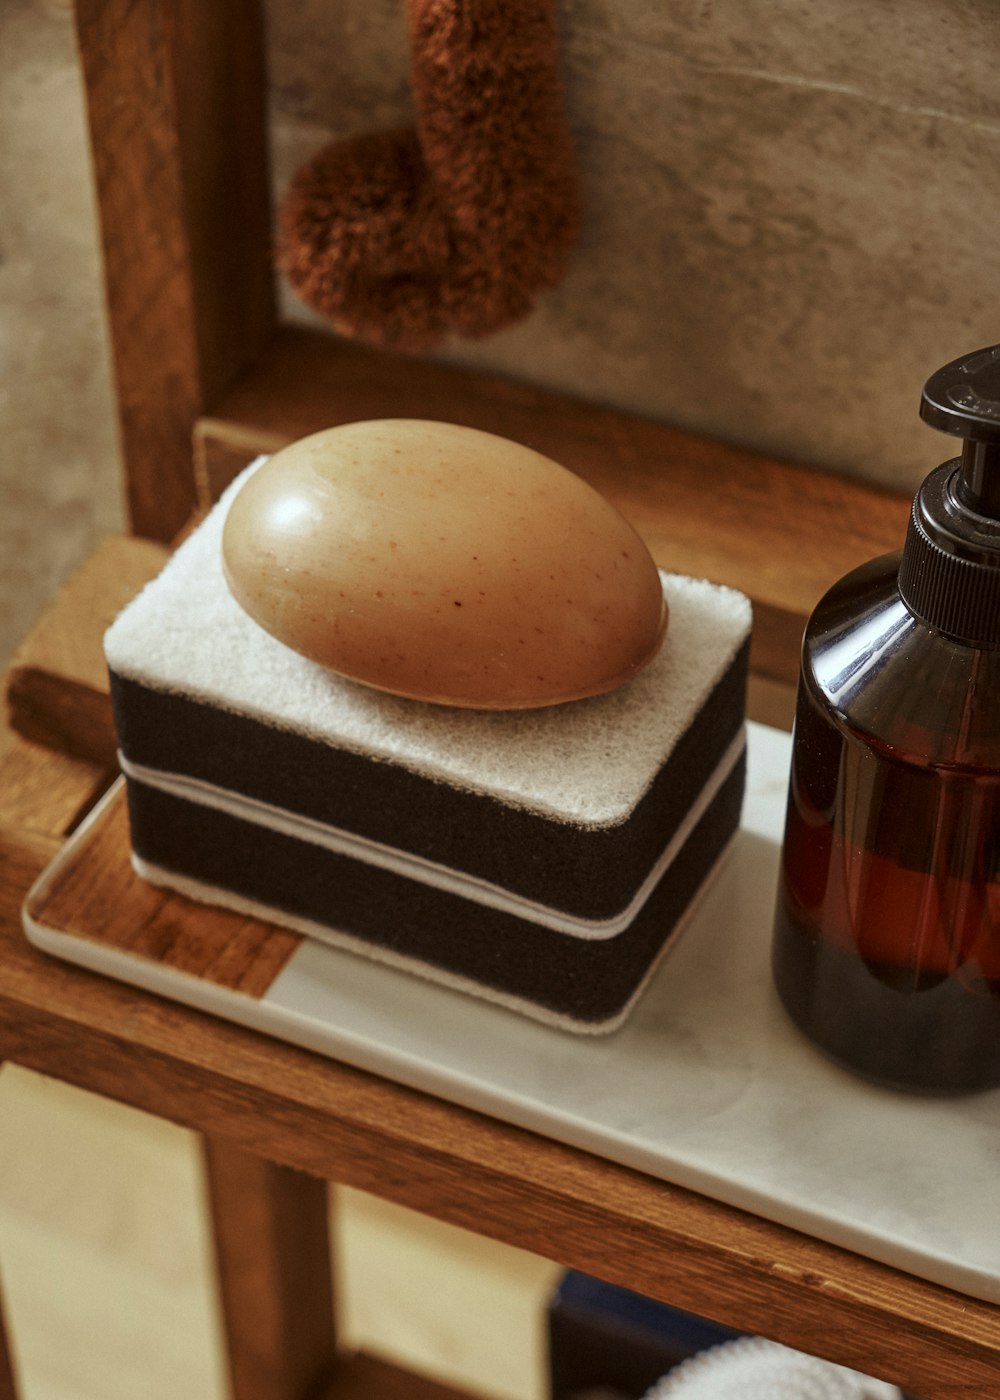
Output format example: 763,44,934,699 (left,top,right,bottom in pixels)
222,419,667,709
